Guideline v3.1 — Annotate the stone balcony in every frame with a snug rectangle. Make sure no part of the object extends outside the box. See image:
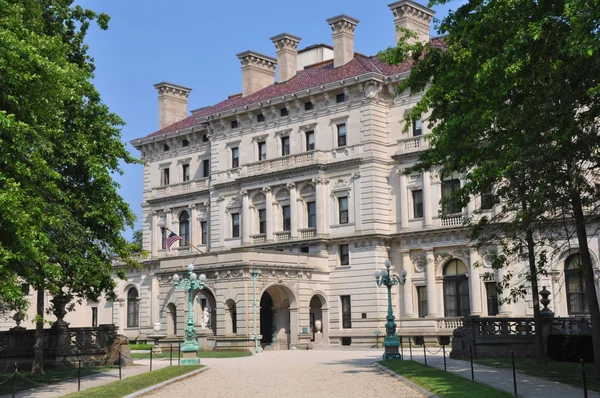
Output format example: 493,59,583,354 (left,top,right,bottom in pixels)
396,134,429,156
151,177,209,199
